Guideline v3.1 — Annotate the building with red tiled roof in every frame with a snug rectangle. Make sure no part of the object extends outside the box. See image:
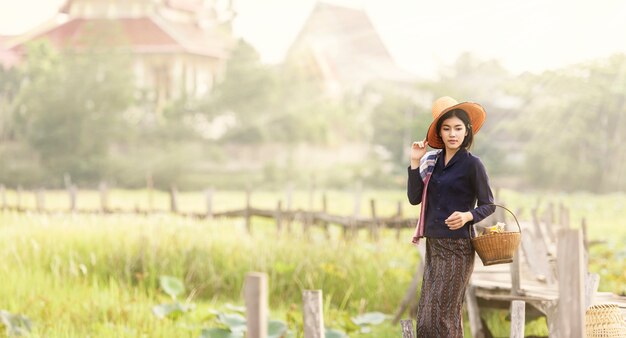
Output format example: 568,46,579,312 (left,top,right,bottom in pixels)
1,0,235,112
286,2,415,96
0,35,20,68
